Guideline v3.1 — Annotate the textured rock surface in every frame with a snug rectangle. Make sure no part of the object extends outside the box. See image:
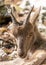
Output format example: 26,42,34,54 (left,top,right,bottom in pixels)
0,0,46,65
